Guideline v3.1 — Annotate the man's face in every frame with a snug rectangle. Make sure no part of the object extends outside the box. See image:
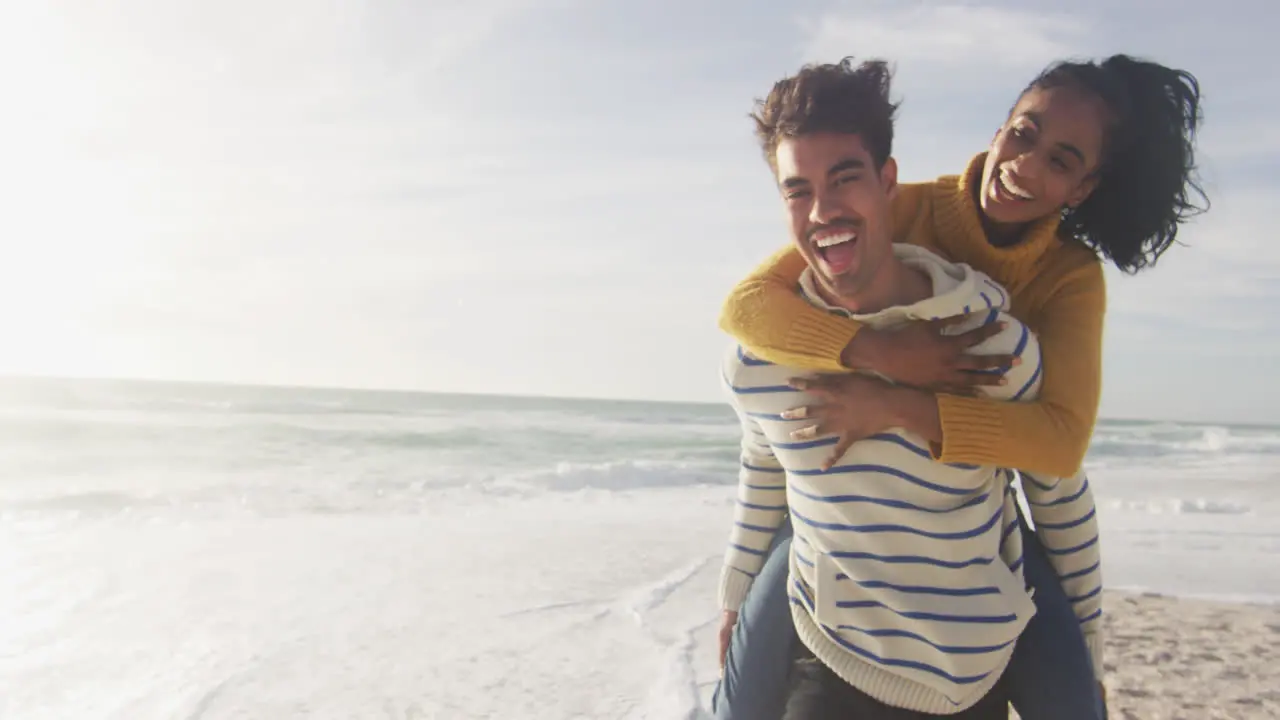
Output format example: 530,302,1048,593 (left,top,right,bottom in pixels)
773,132,897,302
